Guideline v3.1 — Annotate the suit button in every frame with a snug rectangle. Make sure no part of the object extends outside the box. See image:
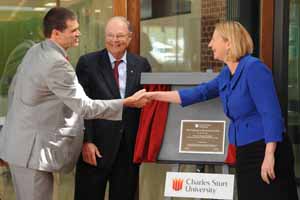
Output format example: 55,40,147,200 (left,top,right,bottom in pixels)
120,129,124,133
